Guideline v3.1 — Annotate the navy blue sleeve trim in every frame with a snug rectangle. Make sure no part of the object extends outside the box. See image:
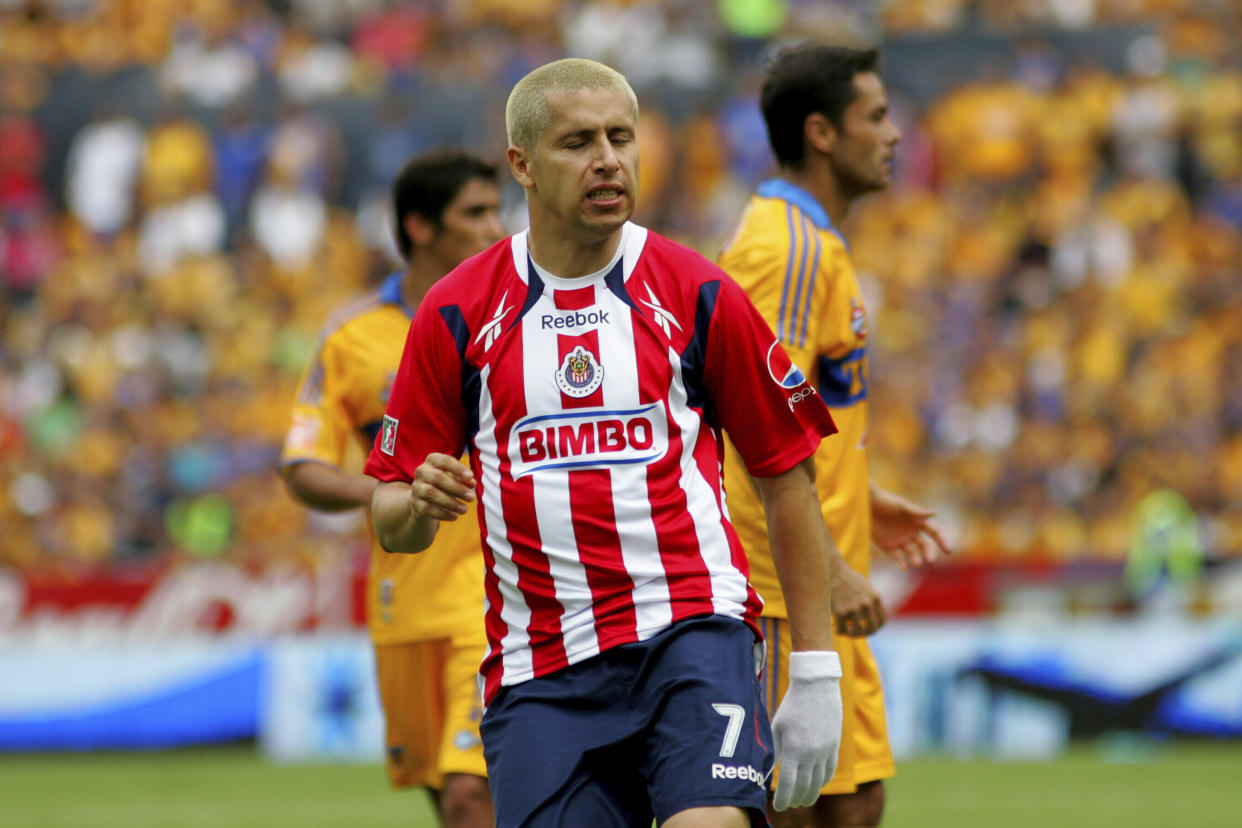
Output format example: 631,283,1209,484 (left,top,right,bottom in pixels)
816,347,867,406
438,304,482,444
603,258,634,309
515,256,546,326
680,279,720,426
